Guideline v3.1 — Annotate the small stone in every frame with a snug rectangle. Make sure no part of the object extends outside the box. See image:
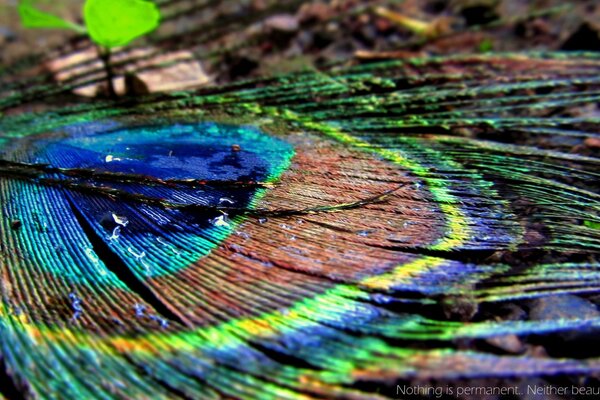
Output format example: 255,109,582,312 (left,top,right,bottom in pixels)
584,137,600,149
374,17,394,33
46,47,211,97
525,345,549,358
562,22,600,51
528,295,600,321
441,294,478,322
522,225,546,246
298,2,334,24
458,0,500,26
485,334,525,354
0,27,17,47
227,56,259,80
124,73,150,96
128,49,212,93
452,127,476,137
264,14,299,33
231,144,241,152
498,303,528,321
251,0,268,10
